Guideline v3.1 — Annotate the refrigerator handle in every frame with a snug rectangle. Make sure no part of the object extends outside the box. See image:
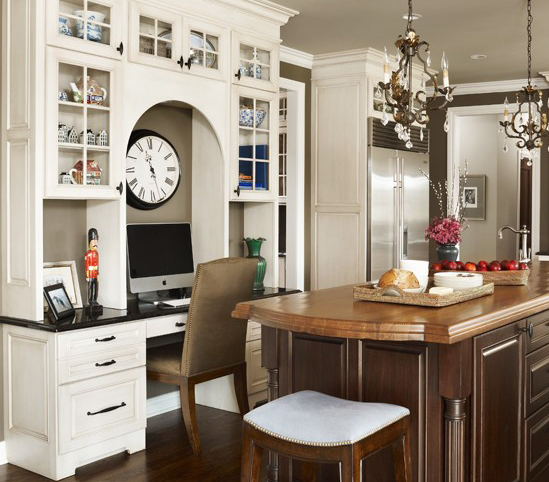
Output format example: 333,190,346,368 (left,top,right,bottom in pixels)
393,157,400,268
400,157,406,261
